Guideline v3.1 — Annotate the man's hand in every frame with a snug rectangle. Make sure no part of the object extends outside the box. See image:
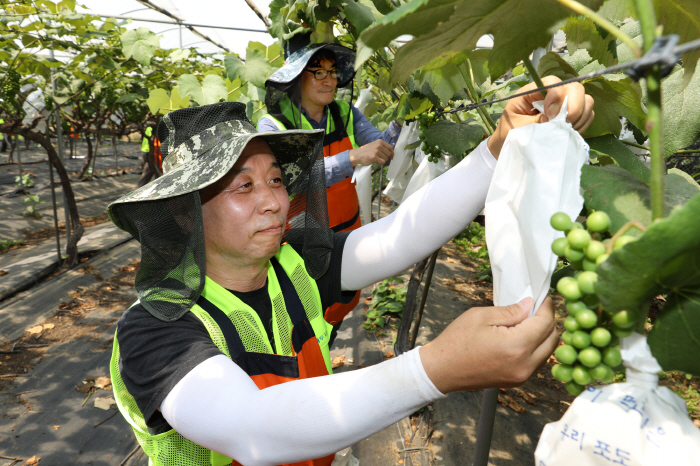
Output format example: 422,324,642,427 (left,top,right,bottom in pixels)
487,76,595,158
349,139,394,167
419,297,559,393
